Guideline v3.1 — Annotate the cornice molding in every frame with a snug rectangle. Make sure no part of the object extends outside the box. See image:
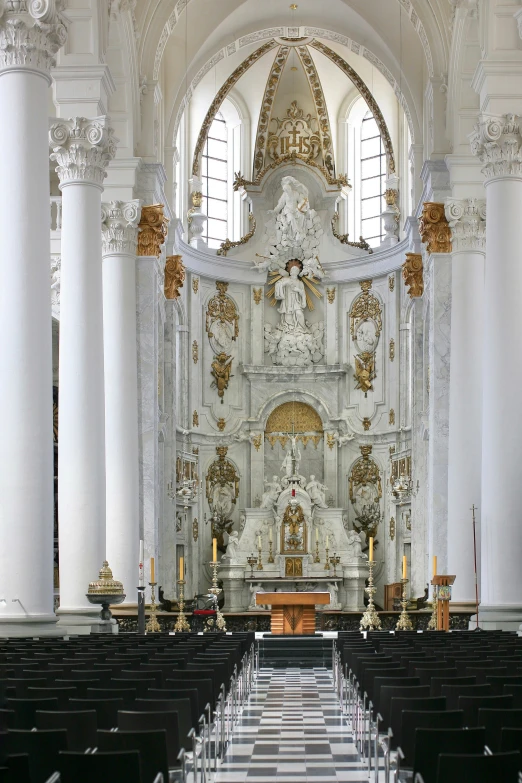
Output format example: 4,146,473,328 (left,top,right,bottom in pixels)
49,116,118,188
0,0,67,78
101,199,141,257
445,197,486,253
470,113,522,182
